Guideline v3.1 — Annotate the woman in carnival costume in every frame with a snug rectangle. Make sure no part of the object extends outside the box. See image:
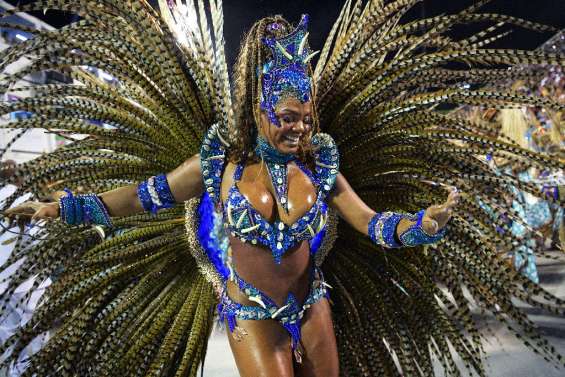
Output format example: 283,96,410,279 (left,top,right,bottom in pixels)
1,1,564,376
